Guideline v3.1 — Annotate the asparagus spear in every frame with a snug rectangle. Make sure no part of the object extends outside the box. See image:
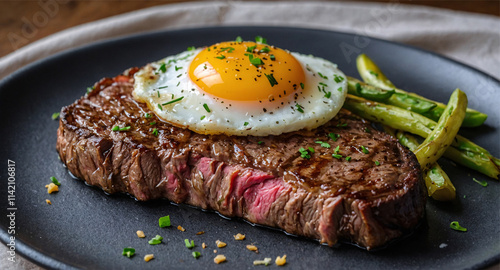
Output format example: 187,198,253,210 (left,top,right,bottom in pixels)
396,131,456,201
356,54,488,127
343,95,500,179
413,89,467,169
